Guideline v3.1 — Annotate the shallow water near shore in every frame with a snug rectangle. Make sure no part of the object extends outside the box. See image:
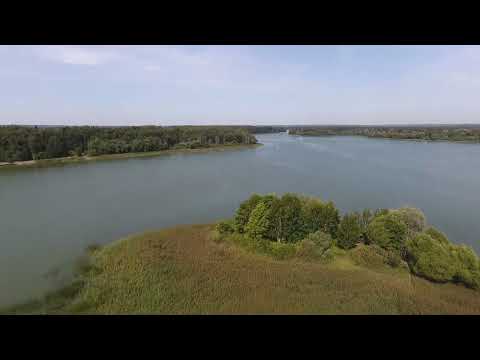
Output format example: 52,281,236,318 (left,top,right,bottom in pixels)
1,132,480,306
